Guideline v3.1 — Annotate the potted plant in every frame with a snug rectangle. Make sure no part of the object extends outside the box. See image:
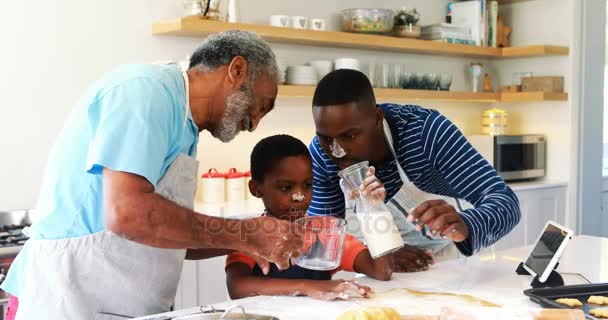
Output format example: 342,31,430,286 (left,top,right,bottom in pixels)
393,7,421,38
